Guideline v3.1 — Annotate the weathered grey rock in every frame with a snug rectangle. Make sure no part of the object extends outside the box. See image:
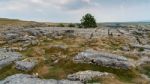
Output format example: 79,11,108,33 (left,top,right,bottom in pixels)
68,70,111,82
5,33,20,43
121,46,130,51
58,80,83,84
49,45,68,50
1,29,24,44
73,49,134,69
0,28,49,45
15,59,37,71
137,57,150,66
131,44,150,50
0,48,22,69
25,29,42,36
31,40,39,46
24,28,50,36
48,31,64,39
0,74,83,84
22,41,31,47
